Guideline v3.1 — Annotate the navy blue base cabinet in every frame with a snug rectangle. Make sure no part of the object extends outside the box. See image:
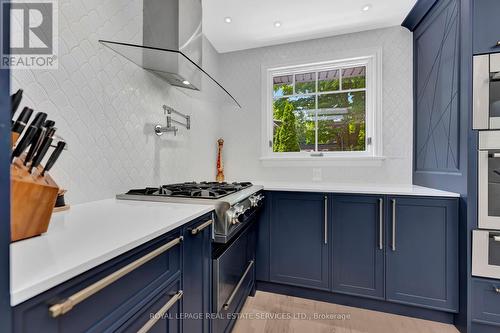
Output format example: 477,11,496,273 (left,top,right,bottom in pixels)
331,195,385,300
269,192,329,290
385,197,459,313
471,277,500,329
258,191,459,322
182,215,213,333
13,213,213,333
